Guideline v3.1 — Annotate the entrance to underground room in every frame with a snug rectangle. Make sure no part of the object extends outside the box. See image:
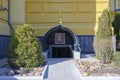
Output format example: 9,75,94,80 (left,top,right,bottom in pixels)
50,45,73,58
43,25,80,58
